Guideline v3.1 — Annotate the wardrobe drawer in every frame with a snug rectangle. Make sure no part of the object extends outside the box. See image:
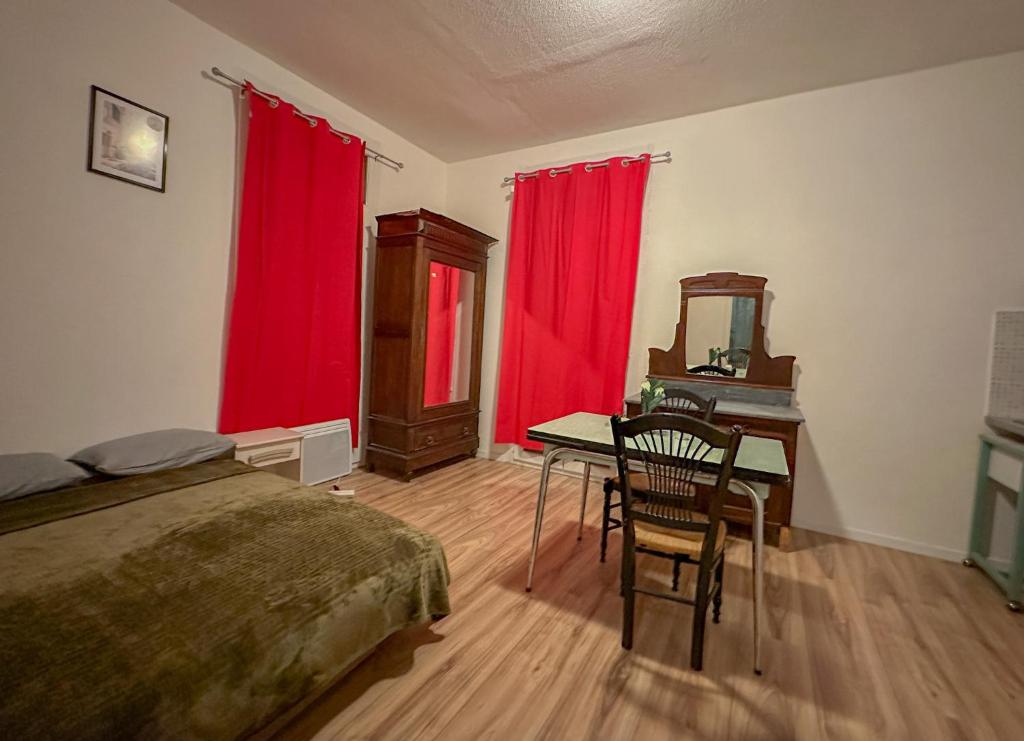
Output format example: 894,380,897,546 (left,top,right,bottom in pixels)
412,418,476,450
